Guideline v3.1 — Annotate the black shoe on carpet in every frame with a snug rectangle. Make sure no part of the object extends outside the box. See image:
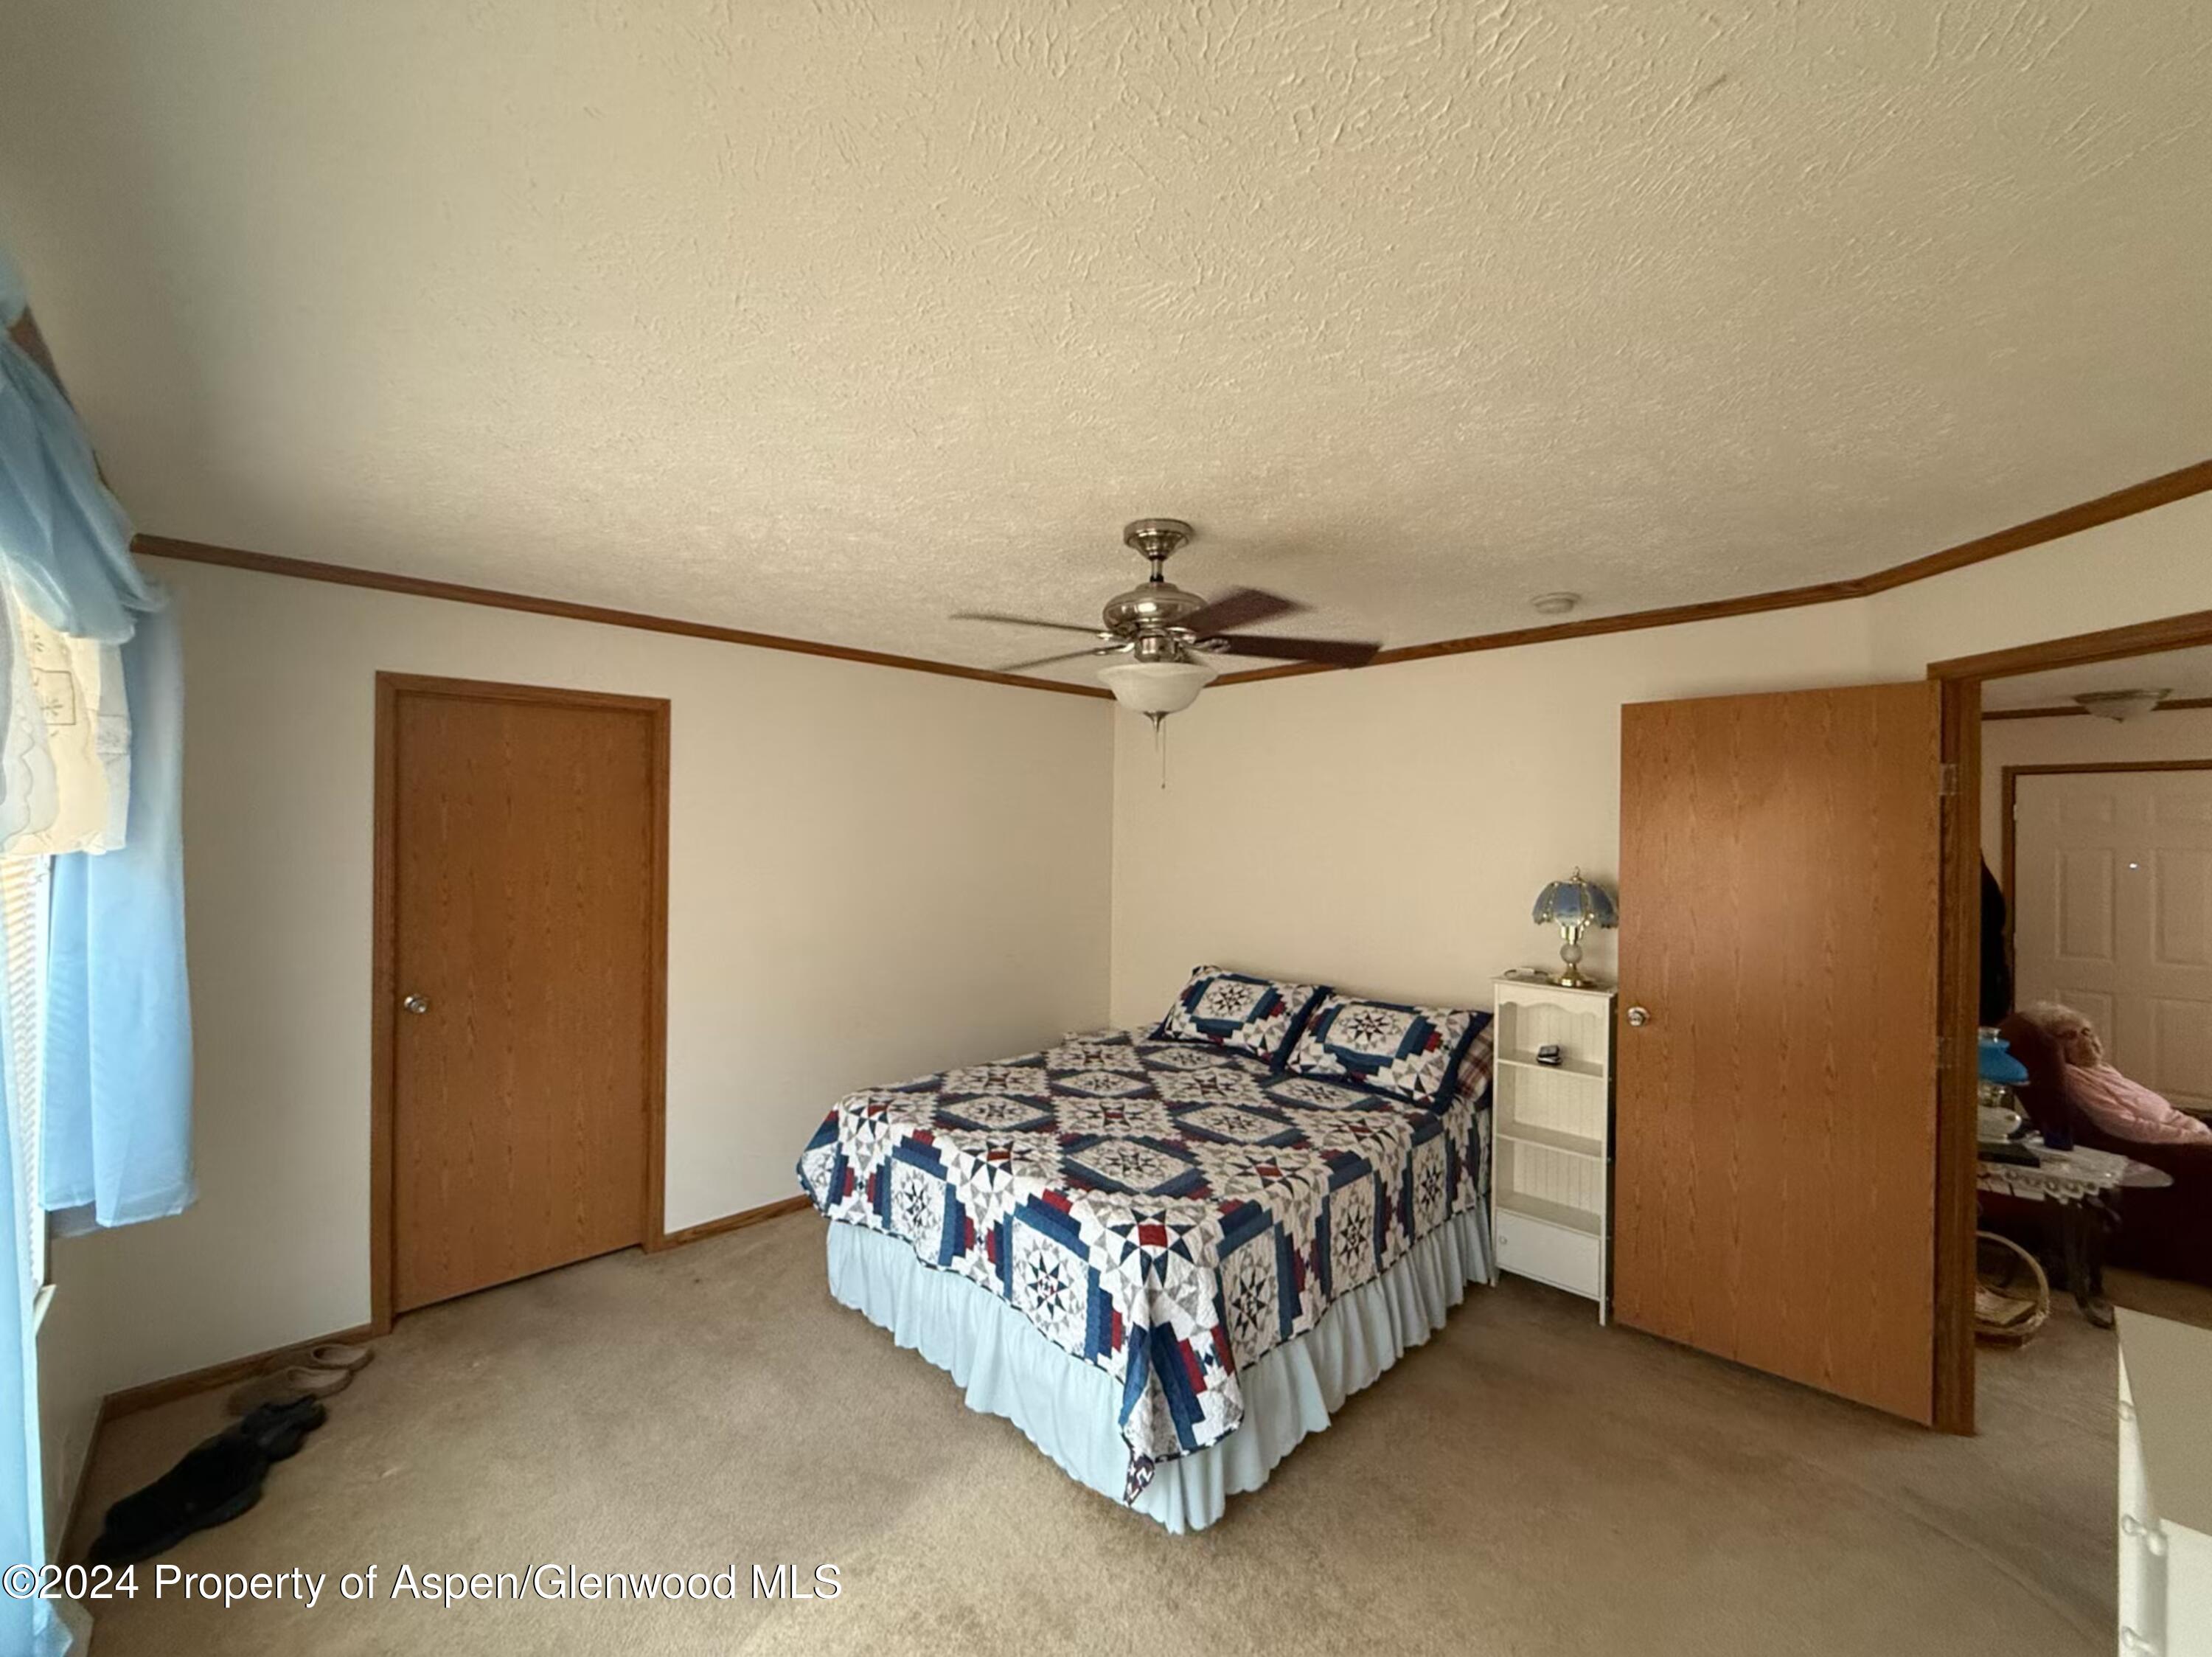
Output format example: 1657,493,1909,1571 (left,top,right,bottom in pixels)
88,1434,269,1566
236,1395,328,1461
